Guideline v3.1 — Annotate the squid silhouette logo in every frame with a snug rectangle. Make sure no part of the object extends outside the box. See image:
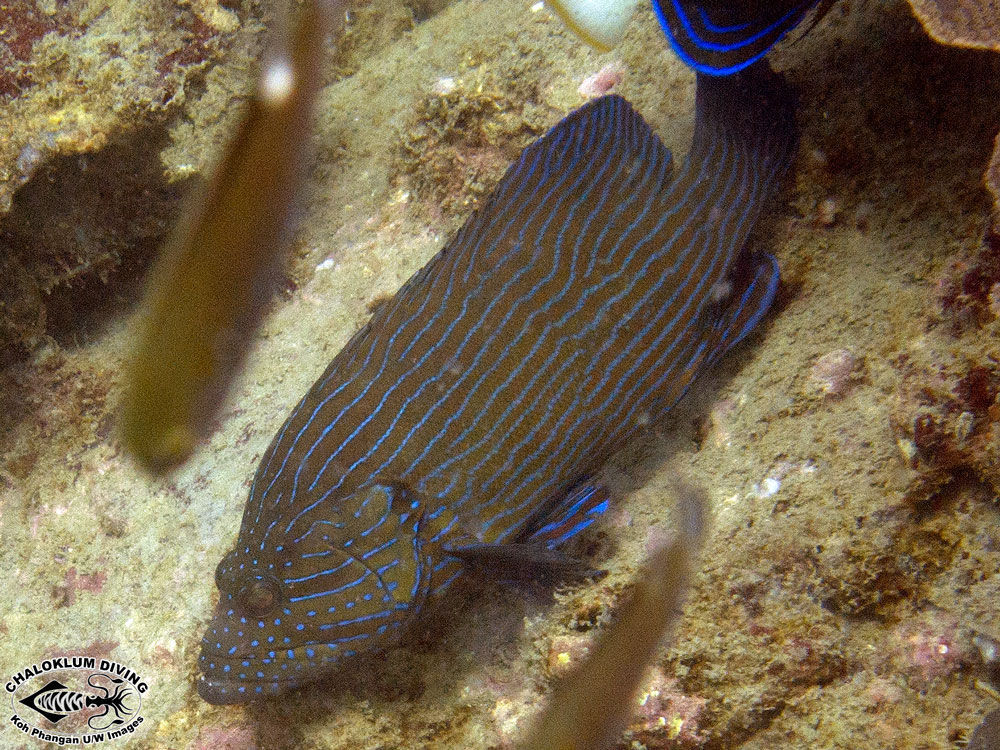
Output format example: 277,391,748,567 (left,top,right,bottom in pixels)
7,657,147,745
